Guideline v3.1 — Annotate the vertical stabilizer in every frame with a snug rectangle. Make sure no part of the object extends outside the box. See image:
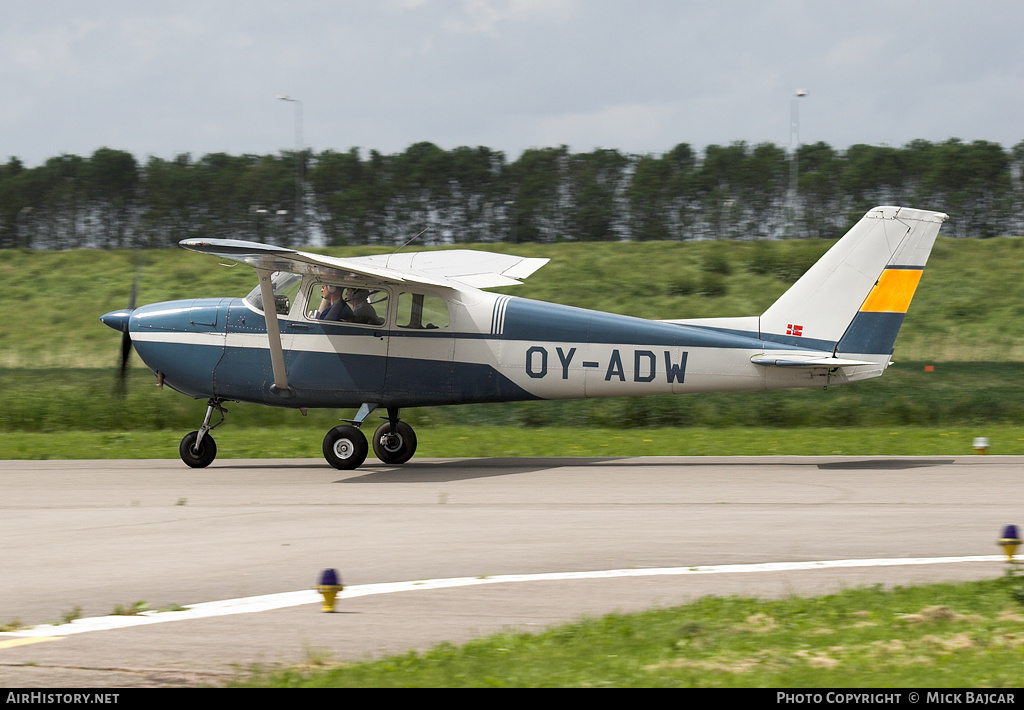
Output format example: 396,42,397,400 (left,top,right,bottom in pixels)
759,206,948,354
